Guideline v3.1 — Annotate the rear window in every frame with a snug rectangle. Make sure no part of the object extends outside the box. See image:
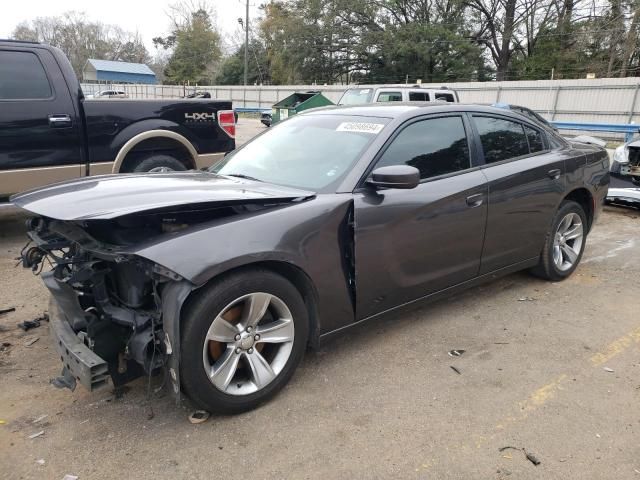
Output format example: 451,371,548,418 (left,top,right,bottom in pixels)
377,92,402,102
0,51,52,100
408,91,429,101
339,88,374,105
434,92,455,102
525,125,545,152
473,116,530,163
